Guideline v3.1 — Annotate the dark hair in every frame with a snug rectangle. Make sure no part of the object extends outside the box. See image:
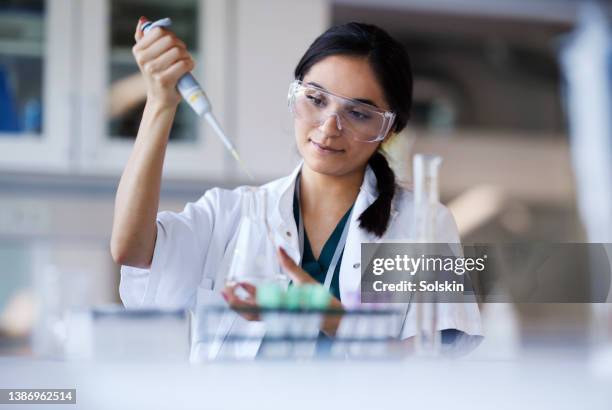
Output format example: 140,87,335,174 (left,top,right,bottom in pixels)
294,22,413,237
